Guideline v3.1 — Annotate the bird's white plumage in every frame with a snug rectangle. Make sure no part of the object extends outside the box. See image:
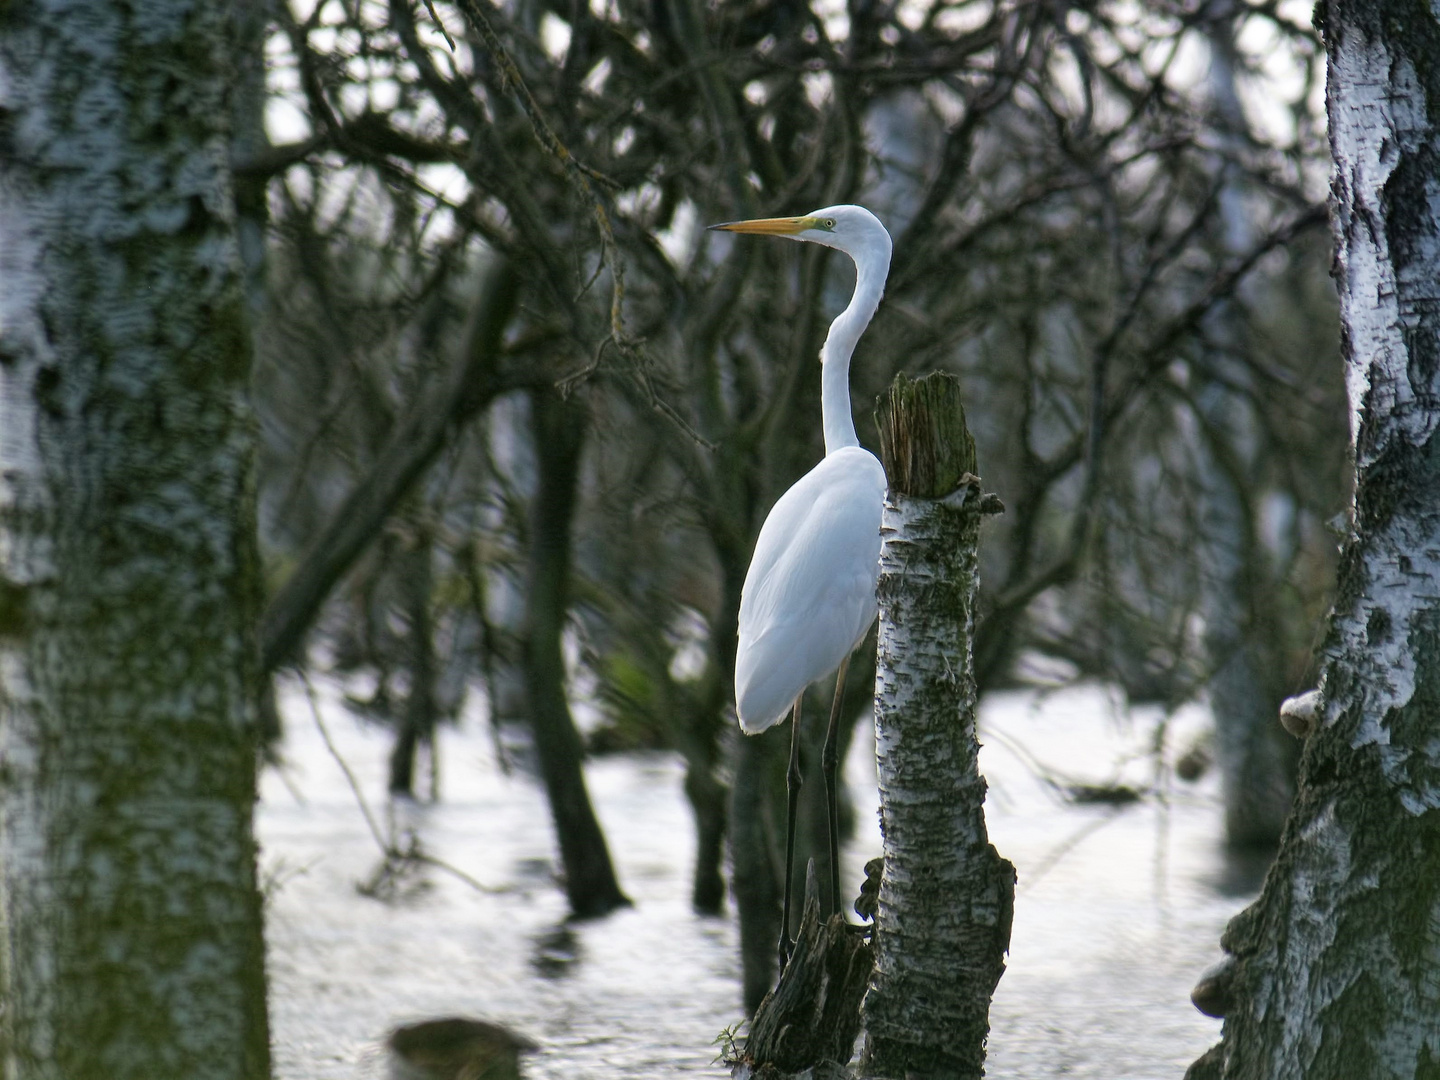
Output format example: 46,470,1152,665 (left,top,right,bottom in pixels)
735,447,886,731
724,204,893,734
